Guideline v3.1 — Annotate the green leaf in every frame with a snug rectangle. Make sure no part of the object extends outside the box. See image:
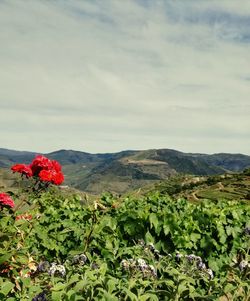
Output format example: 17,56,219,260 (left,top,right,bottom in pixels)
66,289,76,299
52,282,67,291
67,274,80,286
149,213,159,231
21,276,31,287
1,281,14,296
122,288,138,301
208,259,219,273
190,232,201,242
145,231,154,244
217,223,227,244
224,283,235,293
163,224,170,235
73,280,87,292
106,279,118,294
51,291,64,301
0,253,13,265
97,288,118,301
177,283,188,295
139,294,158,301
